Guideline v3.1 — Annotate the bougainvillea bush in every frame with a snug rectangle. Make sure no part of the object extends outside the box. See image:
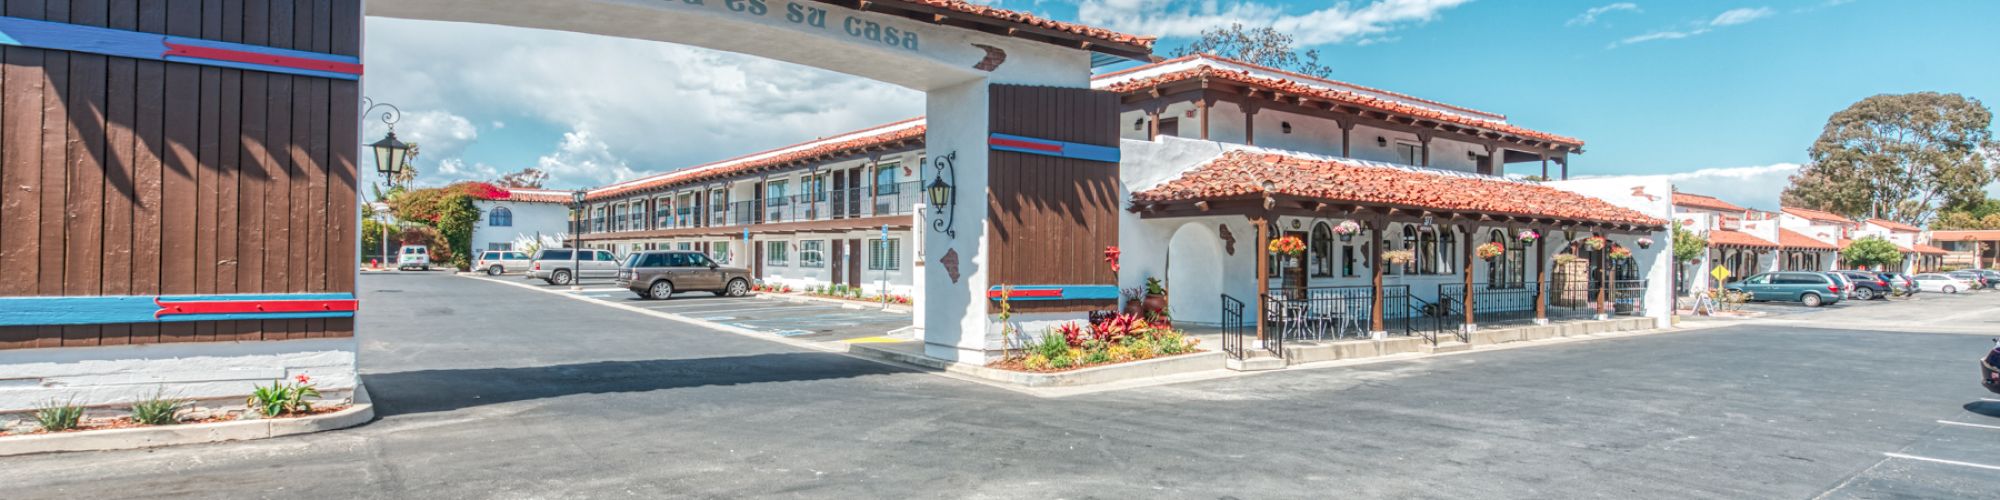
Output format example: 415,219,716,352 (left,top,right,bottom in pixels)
995,313,1201,372
386,181,502,271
